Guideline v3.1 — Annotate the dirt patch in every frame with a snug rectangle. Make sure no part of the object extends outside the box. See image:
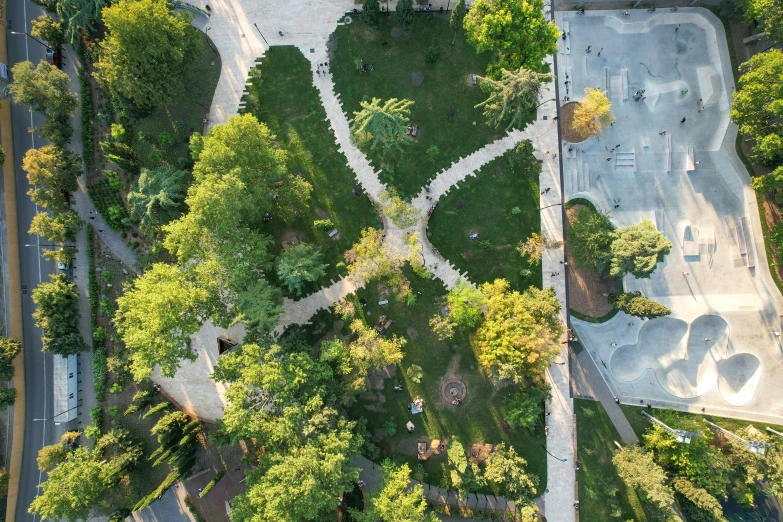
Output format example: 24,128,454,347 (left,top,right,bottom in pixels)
411,72,424,86
445,354,462,378
566,204,621,317
561,101,591,143
407,327,418,340
391,27,403,37
280,229,303,249
315,207,331,220
761,194,783,284
461,251,473,261
455,200,465,210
